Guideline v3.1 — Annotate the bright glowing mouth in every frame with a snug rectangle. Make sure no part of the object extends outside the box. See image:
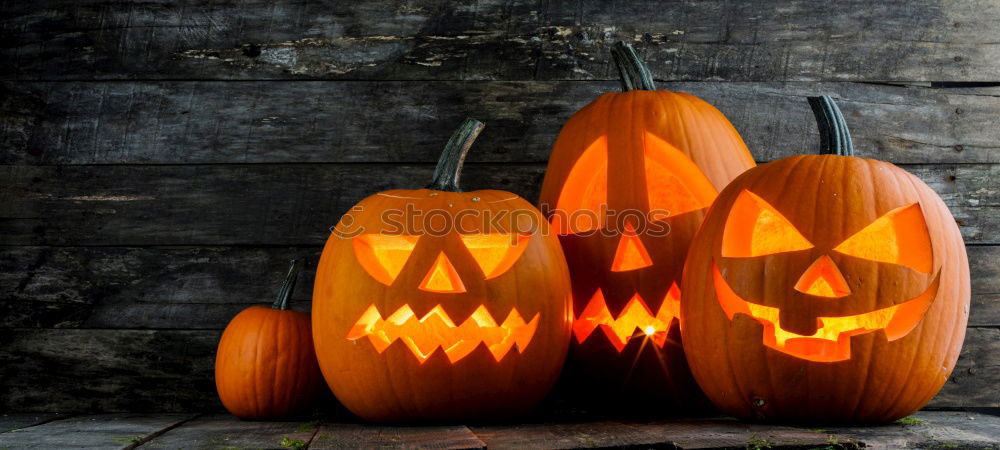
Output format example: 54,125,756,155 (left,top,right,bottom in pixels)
712,262,938,362
573,284,681,351
346,304,539,364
